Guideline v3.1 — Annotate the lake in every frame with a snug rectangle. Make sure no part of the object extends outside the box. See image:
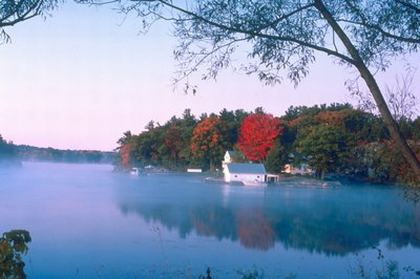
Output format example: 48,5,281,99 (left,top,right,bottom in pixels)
0,162,419,278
